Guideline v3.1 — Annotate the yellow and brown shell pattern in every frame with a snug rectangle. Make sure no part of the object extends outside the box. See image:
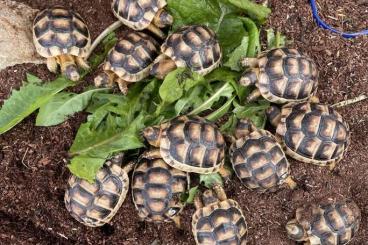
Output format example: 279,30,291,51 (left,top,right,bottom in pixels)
112,0,167,30
230,129,290,192
33,6,91,58
192,199,248,244
159,116,226,174
132,153,189,223
277,102,350,166
293,201,361,245
256,48,318,103
64,161,129,227
161,25,222,76
104,32,159,82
